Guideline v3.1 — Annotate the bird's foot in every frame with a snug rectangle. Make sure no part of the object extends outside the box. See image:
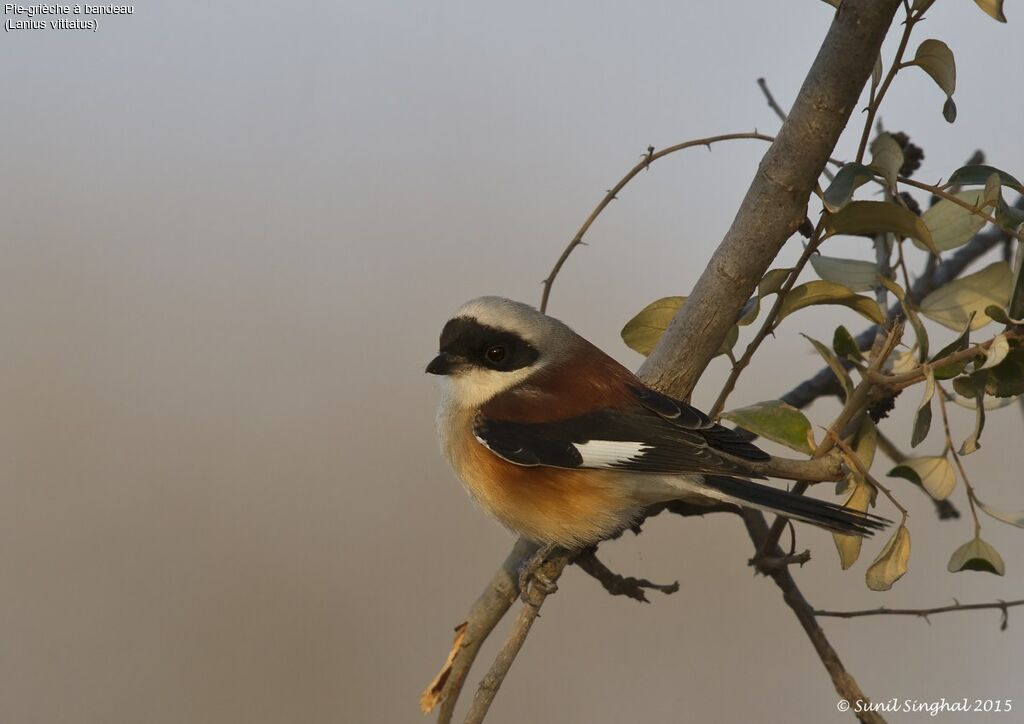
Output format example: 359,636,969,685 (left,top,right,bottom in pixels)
518,543,560,606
